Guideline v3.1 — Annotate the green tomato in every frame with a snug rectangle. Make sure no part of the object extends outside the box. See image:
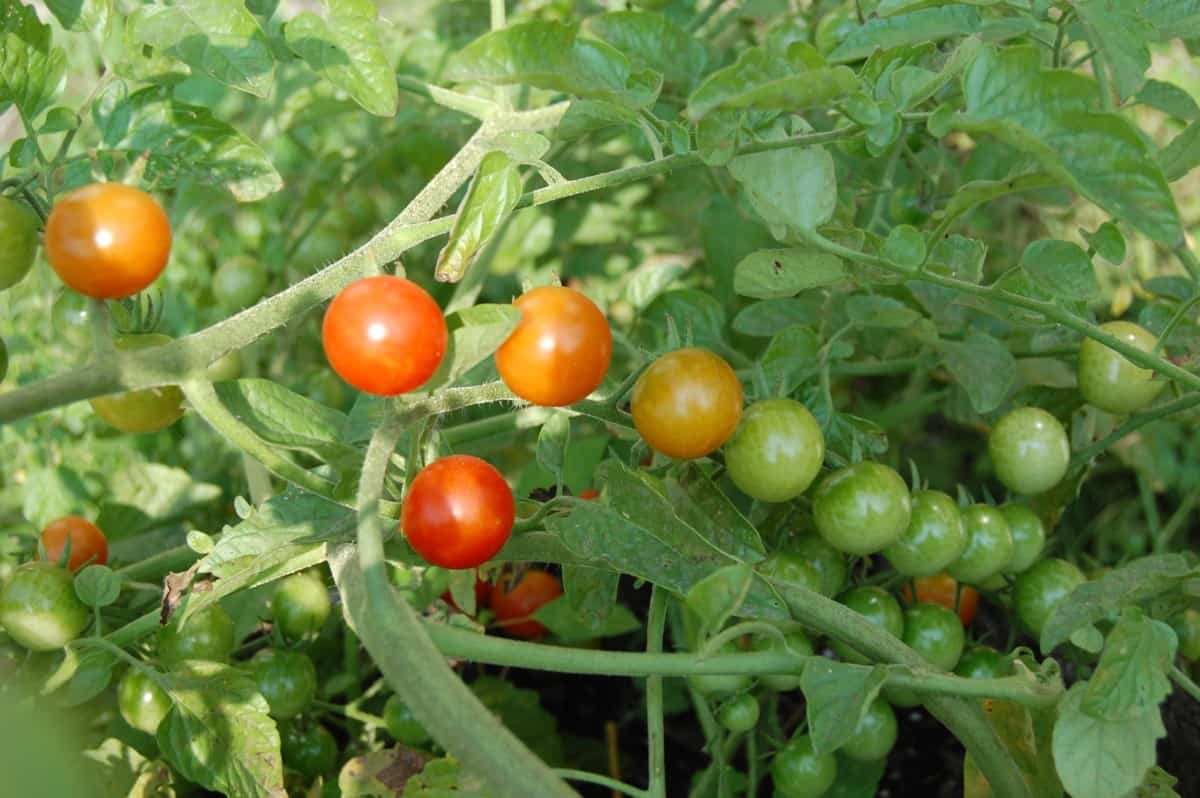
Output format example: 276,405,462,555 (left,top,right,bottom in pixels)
947,504,1014,585
814,6,857,56
1013,558,1086,642
280,721,338,783
772,734,837,798
1172,609,1200,661
787,534,847,598
725,399,825,502
1078,321,1165,414
759,551,823,615
689,641,754,696
750,625,813,691
213,256,268,309
955,646,1012,680
157,603,236,666
272,571,331,642
718,693,760,733
902,603,965,671
813,462,911,556
117,668,172,735
988,407,1069,495
51,290,94,351
883,490,966,577
999,505,1046,574
251,648,318,719
0,562,89,651
384,694,432,746
90,334,186,433
831,586,903,664
840,698,897,761
0,196,38,291
205,350,242,382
